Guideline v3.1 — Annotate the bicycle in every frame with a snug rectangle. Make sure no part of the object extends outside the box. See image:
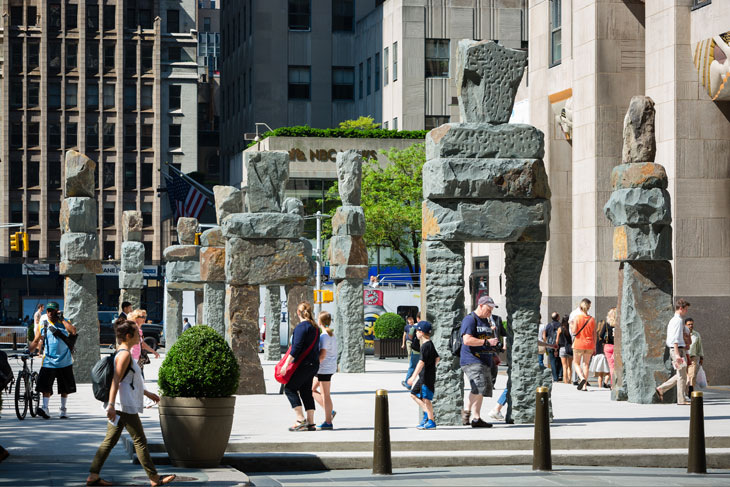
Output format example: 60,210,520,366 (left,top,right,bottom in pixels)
8,350,40,420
